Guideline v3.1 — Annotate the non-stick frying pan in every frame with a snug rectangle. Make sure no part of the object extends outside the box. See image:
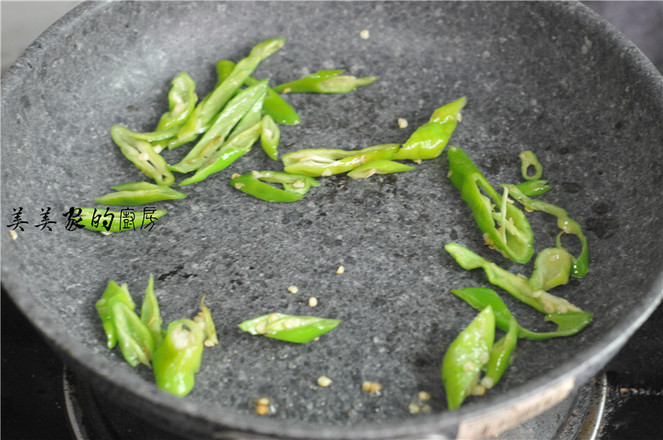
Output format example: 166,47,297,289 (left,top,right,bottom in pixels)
2,2,662,438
